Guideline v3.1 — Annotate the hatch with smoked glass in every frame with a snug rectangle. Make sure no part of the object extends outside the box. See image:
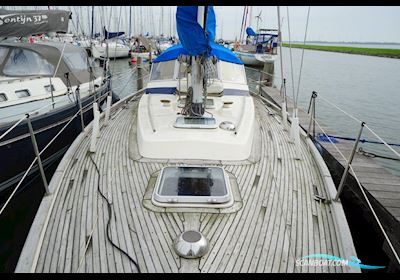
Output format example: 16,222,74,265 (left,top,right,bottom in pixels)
153,166,231,204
